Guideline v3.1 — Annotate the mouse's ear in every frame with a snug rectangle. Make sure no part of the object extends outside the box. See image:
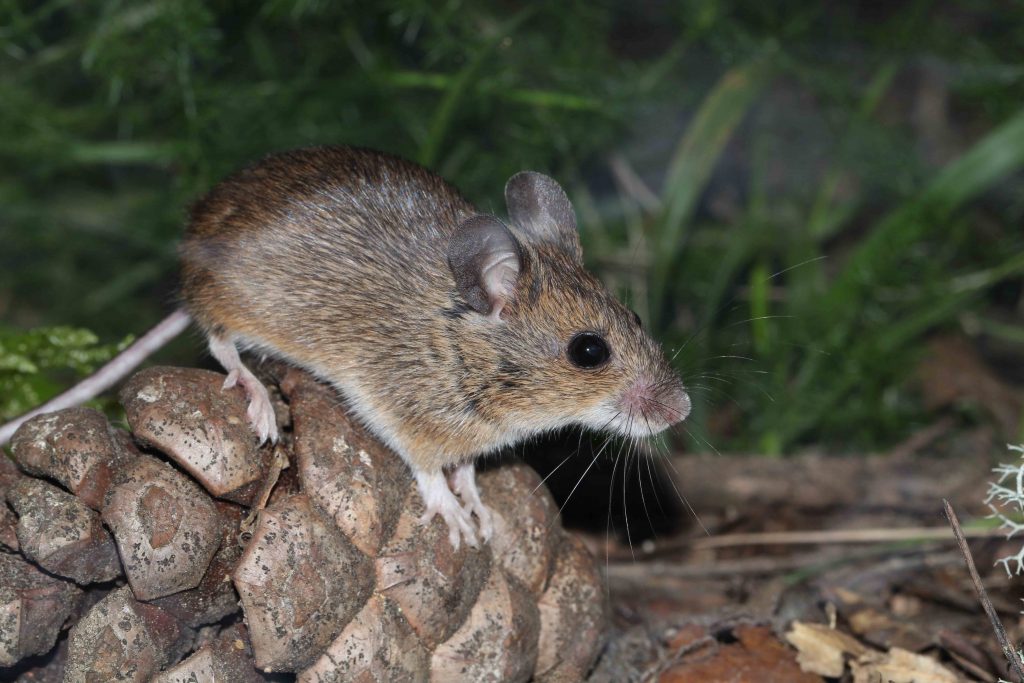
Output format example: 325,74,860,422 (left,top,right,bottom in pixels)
505,171,582,262
448,214,523,320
